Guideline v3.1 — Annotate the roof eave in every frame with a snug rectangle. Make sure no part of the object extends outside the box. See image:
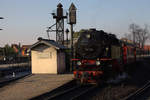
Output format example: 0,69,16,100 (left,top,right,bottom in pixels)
30,40,63,50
